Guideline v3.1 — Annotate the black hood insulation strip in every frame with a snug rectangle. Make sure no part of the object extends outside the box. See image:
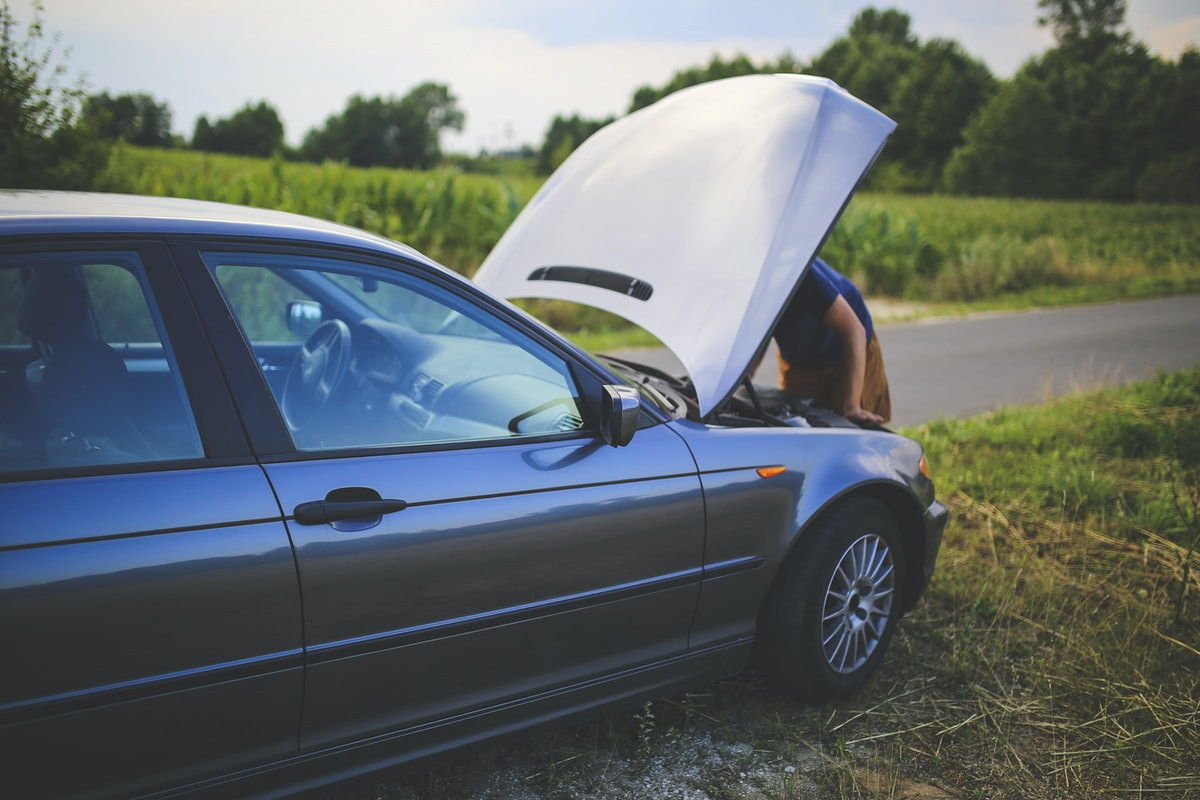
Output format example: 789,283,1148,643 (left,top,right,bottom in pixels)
527,266,653,301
